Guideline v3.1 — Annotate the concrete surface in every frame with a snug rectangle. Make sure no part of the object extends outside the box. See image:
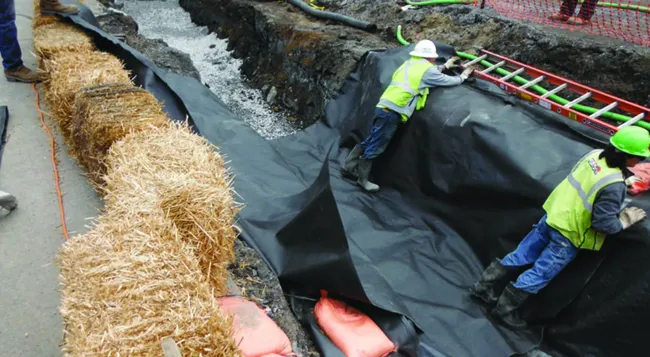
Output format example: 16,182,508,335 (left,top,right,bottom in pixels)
0,0,103,355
